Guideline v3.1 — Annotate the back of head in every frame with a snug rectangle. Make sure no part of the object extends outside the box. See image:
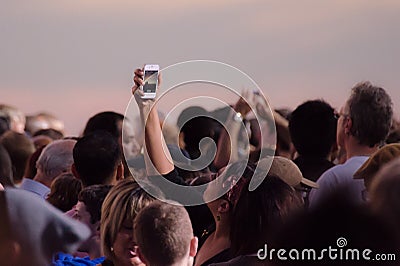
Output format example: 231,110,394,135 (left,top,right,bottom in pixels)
0,144,13,187
347,82,393,147
33,128,64,140
83,111,124,139
289,100,337,158
134,201,193,266
230,172,303,256
73,131,121,186
0,104,25,134
47,173,83,212
369,158,400,238
36,139,76,183
78,184,113,224
0,131,35,183
177,106,217,159
25,112,65,136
